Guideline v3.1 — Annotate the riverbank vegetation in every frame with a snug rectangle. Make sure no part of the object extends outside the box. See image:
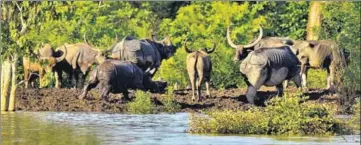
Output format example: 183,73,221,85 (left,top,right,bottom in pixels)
189,93,353,135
